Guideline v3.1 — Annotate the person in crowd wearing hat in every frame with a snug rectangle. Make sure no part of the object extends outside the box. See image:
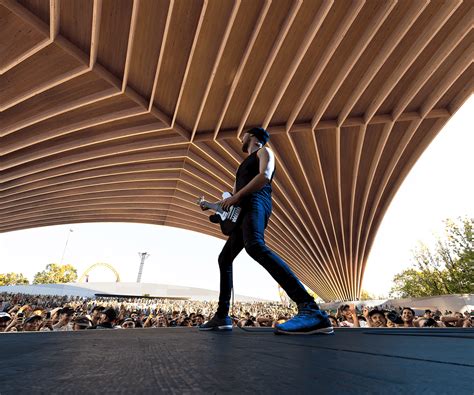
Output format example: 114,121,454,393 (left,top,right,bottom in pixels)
121,317,136,329
367,309,387,328
90,305,106,326
90,307,117,329
23,315,43,332
72,316,92,331
0,312,11,332
53,307,74,331
0,298,10,313
199,127,332,335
